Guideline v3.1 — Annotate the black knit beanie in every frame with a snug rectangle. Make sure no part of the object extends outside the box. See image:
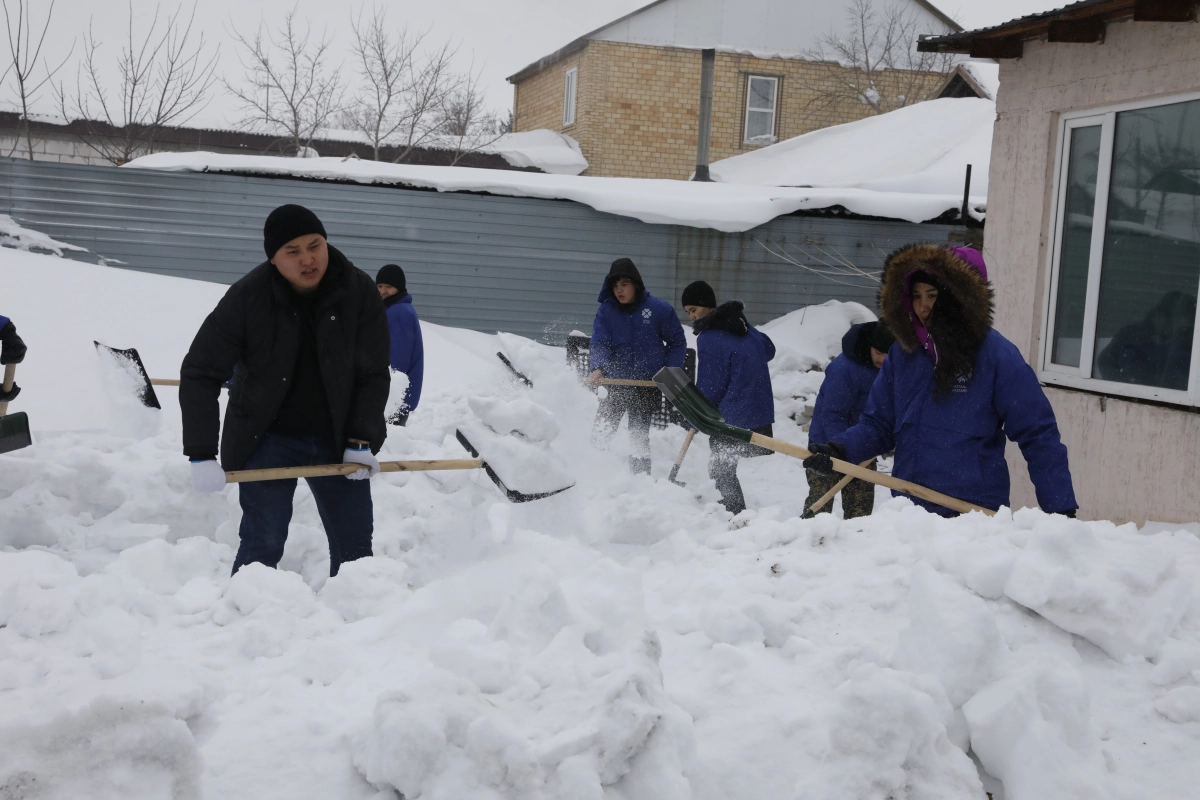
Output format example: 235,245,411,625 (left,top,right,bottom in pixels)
868,320,896,353
264,204,327,258
375,264,407,294
681,280,717,309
